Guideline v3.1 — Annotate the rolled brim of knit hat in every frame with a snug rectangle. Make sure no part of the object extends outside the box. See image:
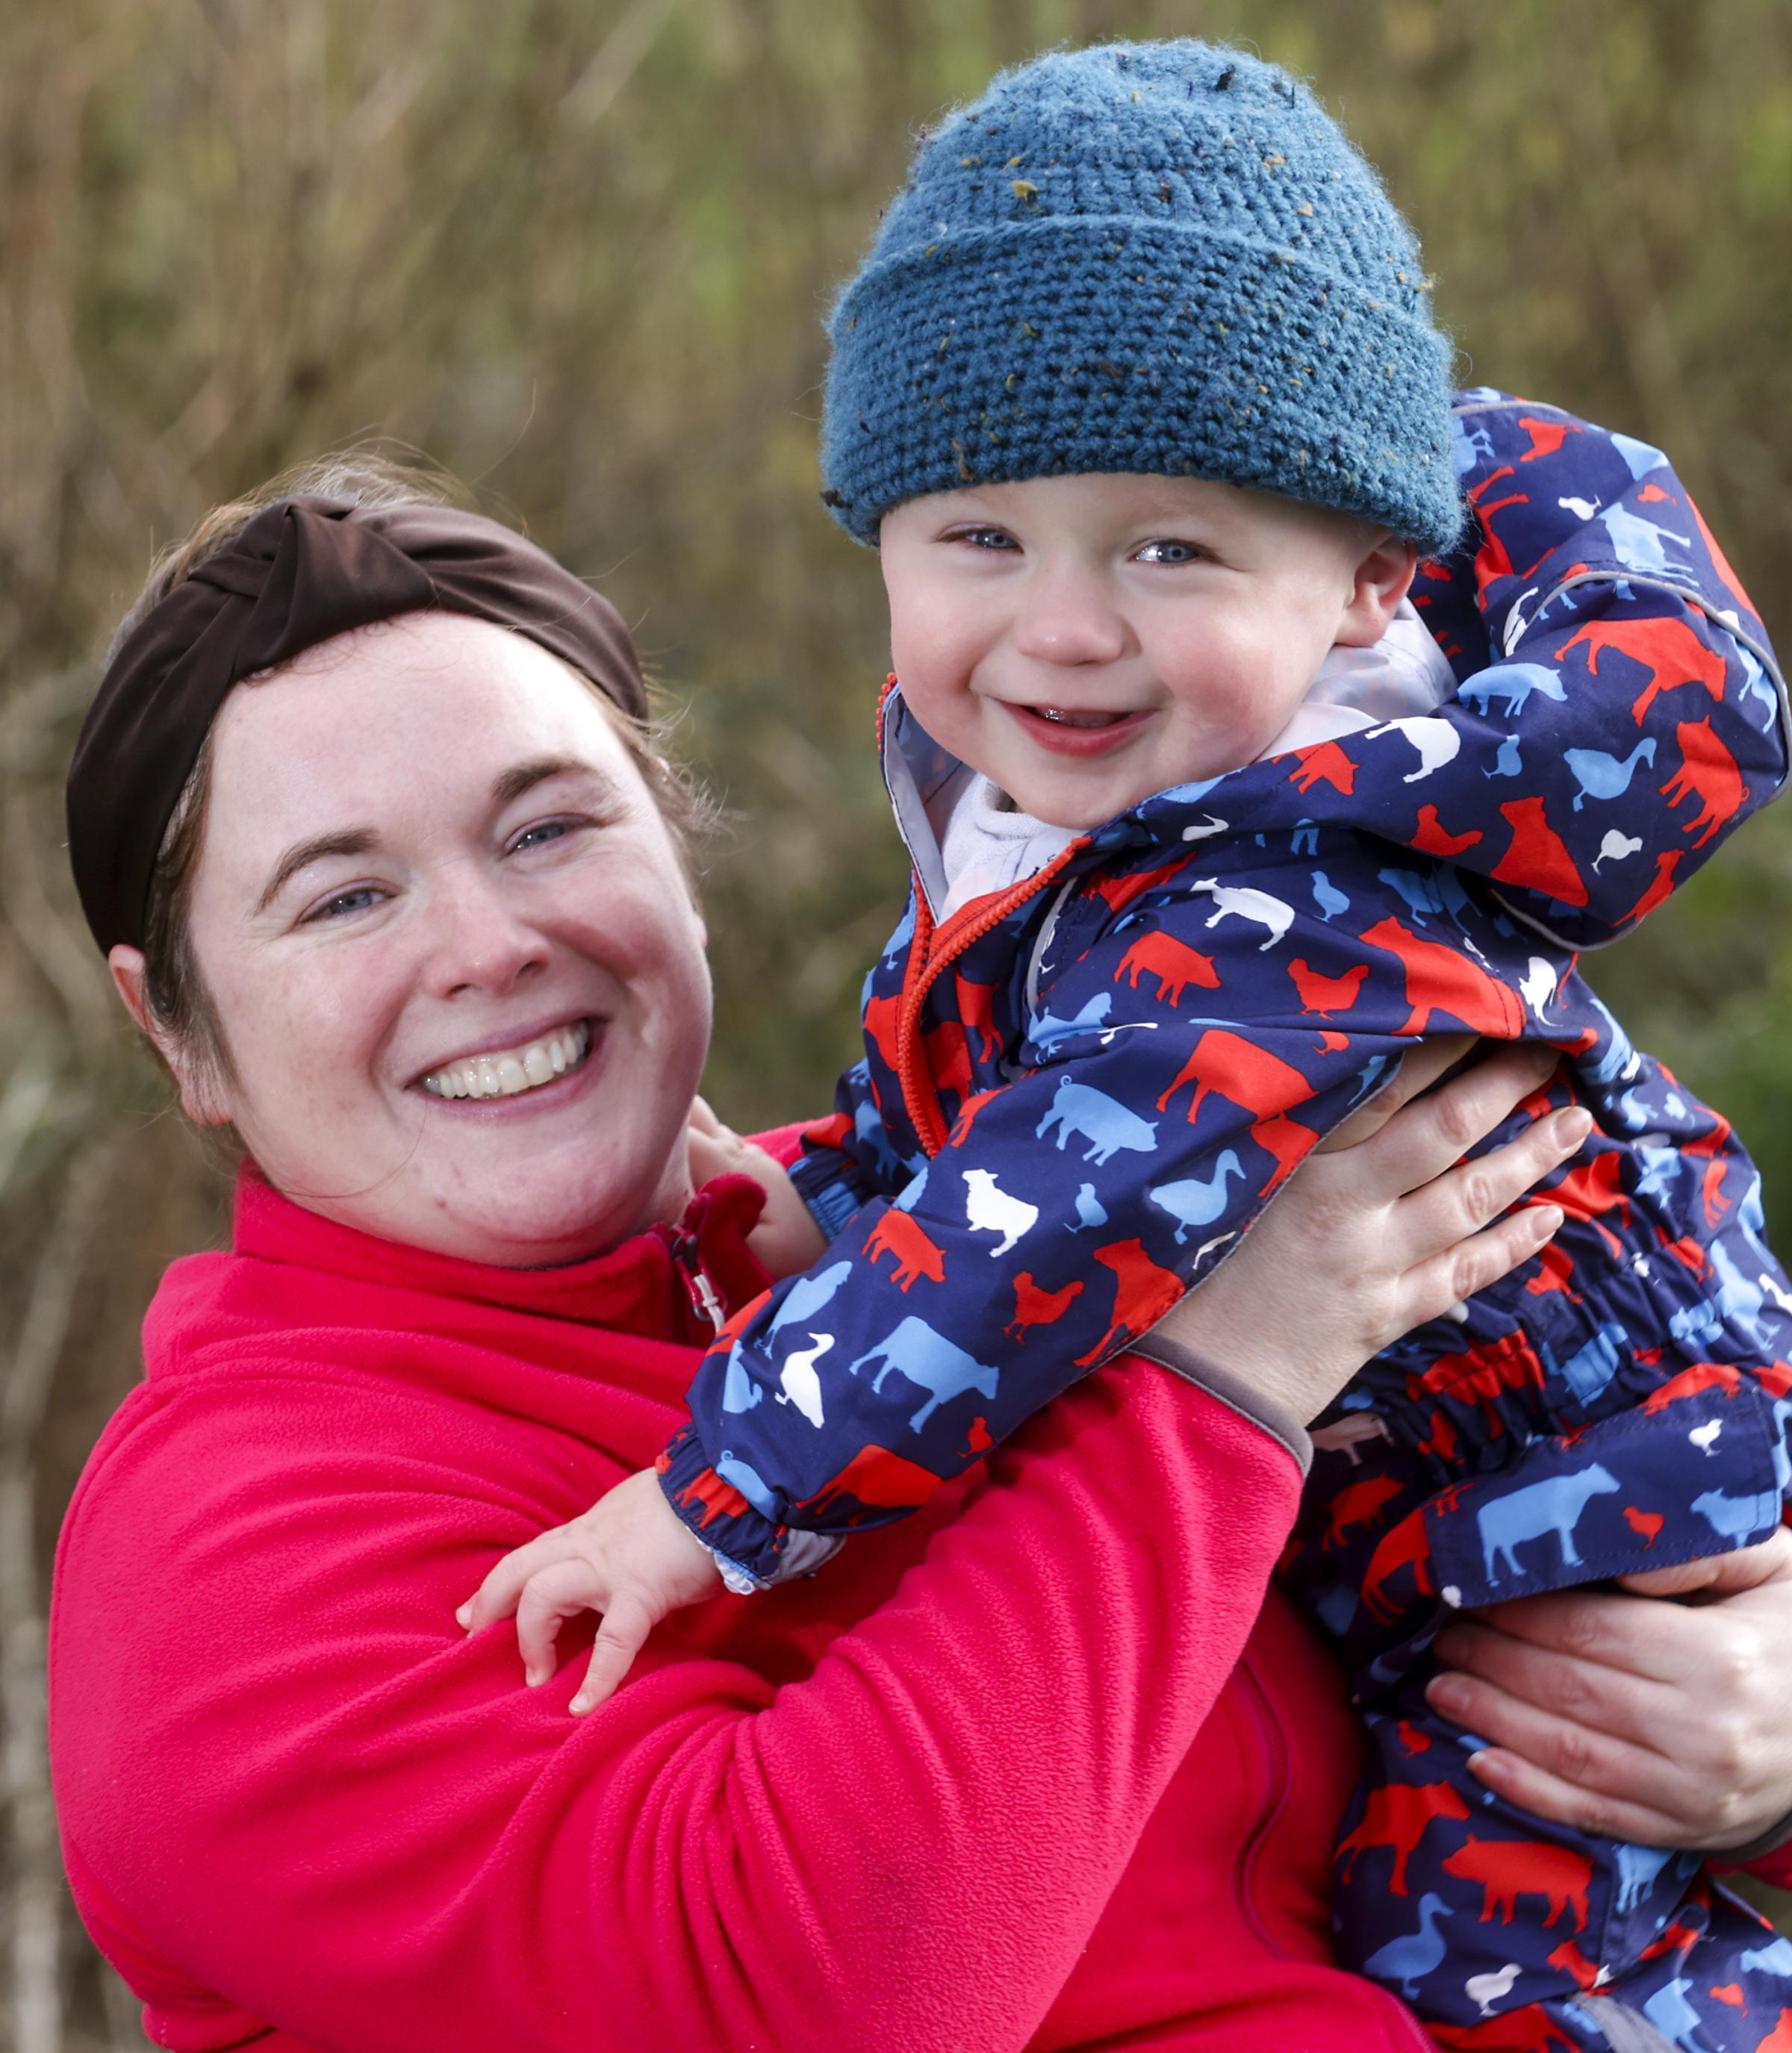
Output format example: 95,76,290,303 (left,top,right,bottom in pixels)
820,41,1464,557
